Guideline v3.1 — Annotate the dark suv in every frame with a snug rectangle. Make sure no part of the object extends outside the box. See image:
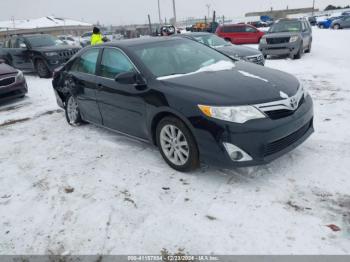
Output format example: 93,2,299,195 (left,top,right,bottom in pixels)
259,19,312,59
0,34,80,78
